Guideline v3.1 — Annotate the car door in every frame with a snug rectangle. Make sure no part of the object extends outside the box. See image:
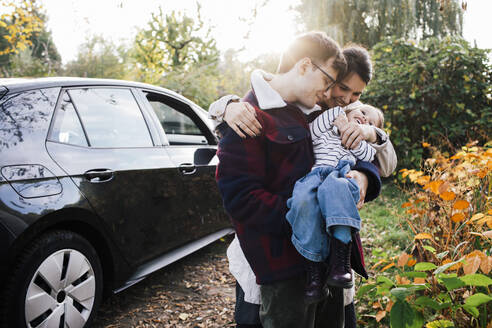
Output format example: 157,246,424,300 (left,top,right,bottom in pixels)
46,87,186,266
139,90,229,242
